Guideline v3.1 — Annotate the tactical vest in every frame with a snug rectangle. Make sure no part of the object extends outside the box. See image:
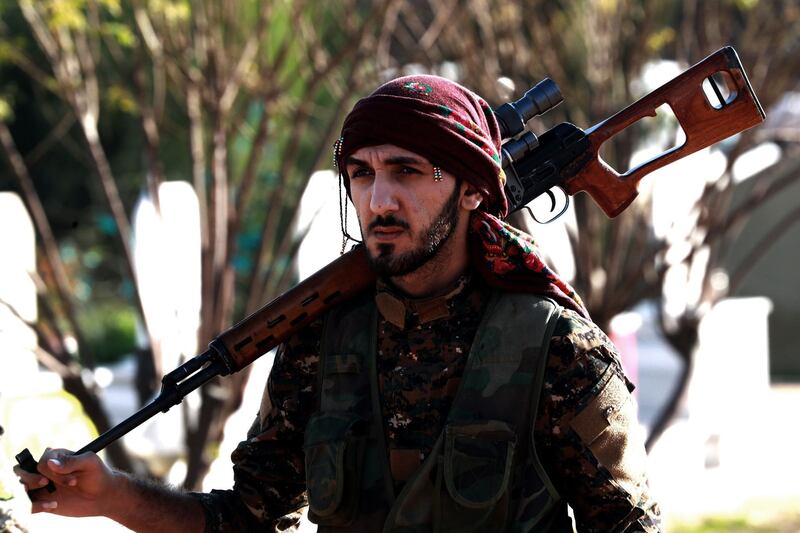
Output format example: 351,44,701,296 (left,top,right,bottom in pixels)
303,290,575,532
